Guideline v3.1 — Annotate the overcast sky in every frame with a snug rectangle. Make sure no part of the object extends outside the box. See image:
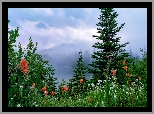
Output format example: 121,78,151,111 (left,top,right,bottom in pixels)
8,8,147,54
